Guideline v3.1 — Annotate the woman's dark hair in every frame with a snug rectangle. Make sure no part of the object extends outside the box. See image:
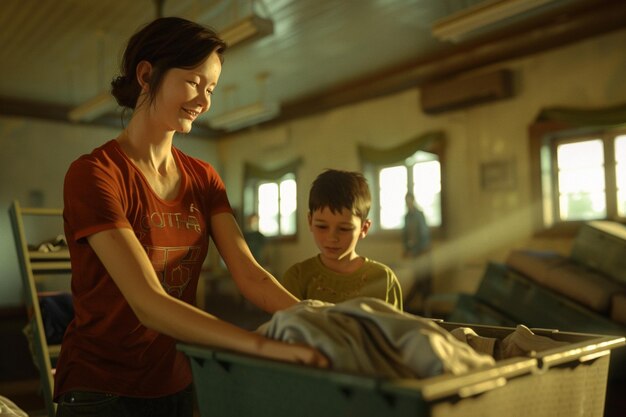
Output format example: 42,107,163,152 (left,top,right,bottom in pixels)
111,17,227,110
309,169,372,222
